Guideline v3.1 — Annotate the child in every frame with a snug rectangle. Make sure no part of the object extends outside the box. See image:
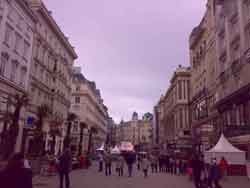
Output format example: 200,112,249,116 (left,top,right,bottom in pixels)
141,155,150,178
